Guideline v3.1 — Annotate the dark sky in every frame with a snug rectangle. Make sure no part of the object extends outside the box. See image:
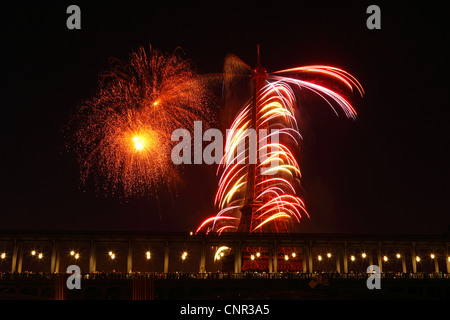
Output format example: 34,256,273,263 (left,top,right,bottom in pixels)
1,1,449,235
